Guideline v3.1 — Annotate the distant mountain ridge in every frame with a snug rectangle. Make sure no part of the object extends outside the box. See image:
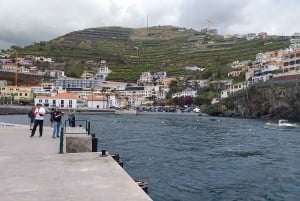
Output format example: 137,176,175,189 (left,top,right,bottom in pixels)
15,26,290,82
